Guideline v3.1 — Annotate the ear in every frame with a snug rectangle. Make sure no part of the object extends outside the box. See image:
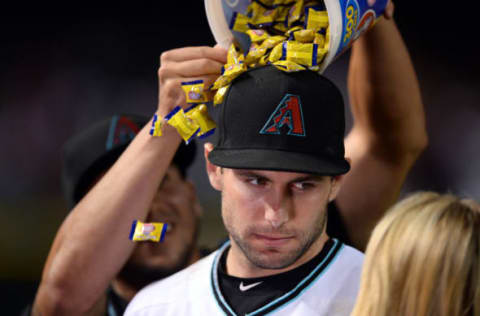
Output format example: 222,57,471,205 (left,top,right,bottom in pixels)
328,157,350,202
204,142,223,191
